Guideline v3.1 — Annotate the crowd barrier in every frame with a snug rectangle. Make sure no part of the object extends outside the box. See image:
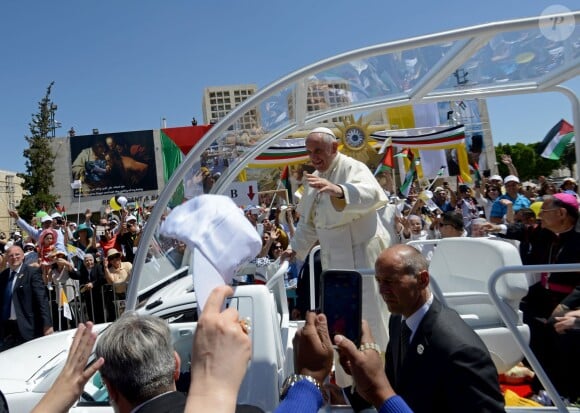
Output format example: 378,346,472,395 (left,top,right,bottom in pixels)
46,281,129,331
